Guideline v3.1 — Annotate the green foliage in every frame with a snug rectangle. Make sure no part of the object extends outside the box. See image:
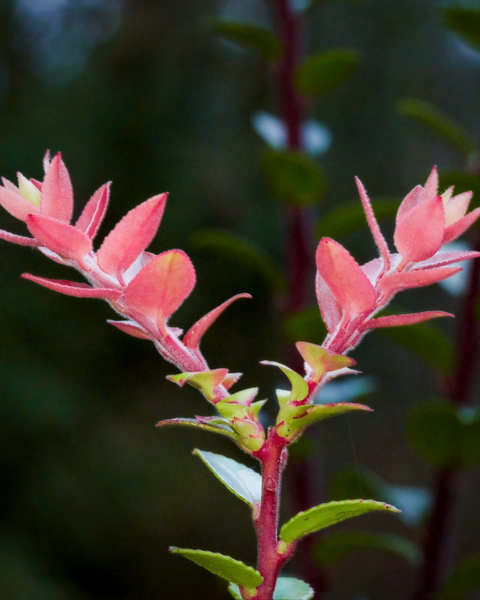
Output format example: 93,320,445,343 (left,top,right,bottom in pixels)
169,548,263,589
437,553,480,600
261,149,327,206
229,577,314,600
439,171,480,212
398,98,476,156
408,402,480,468
193,449,262,507
279,499,400,544
191,229,286,293
156,417,238,440
313,530,420,566
295,49,361,97
209,18,282,60
283,307,328,344
442,7,480,53
316,199,398,240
